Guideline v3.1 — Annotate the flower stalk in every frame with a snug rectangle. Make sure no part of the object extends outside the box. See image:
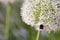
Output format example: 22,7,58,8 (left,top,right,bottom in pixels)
5,4,12,40
36,31,40,40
